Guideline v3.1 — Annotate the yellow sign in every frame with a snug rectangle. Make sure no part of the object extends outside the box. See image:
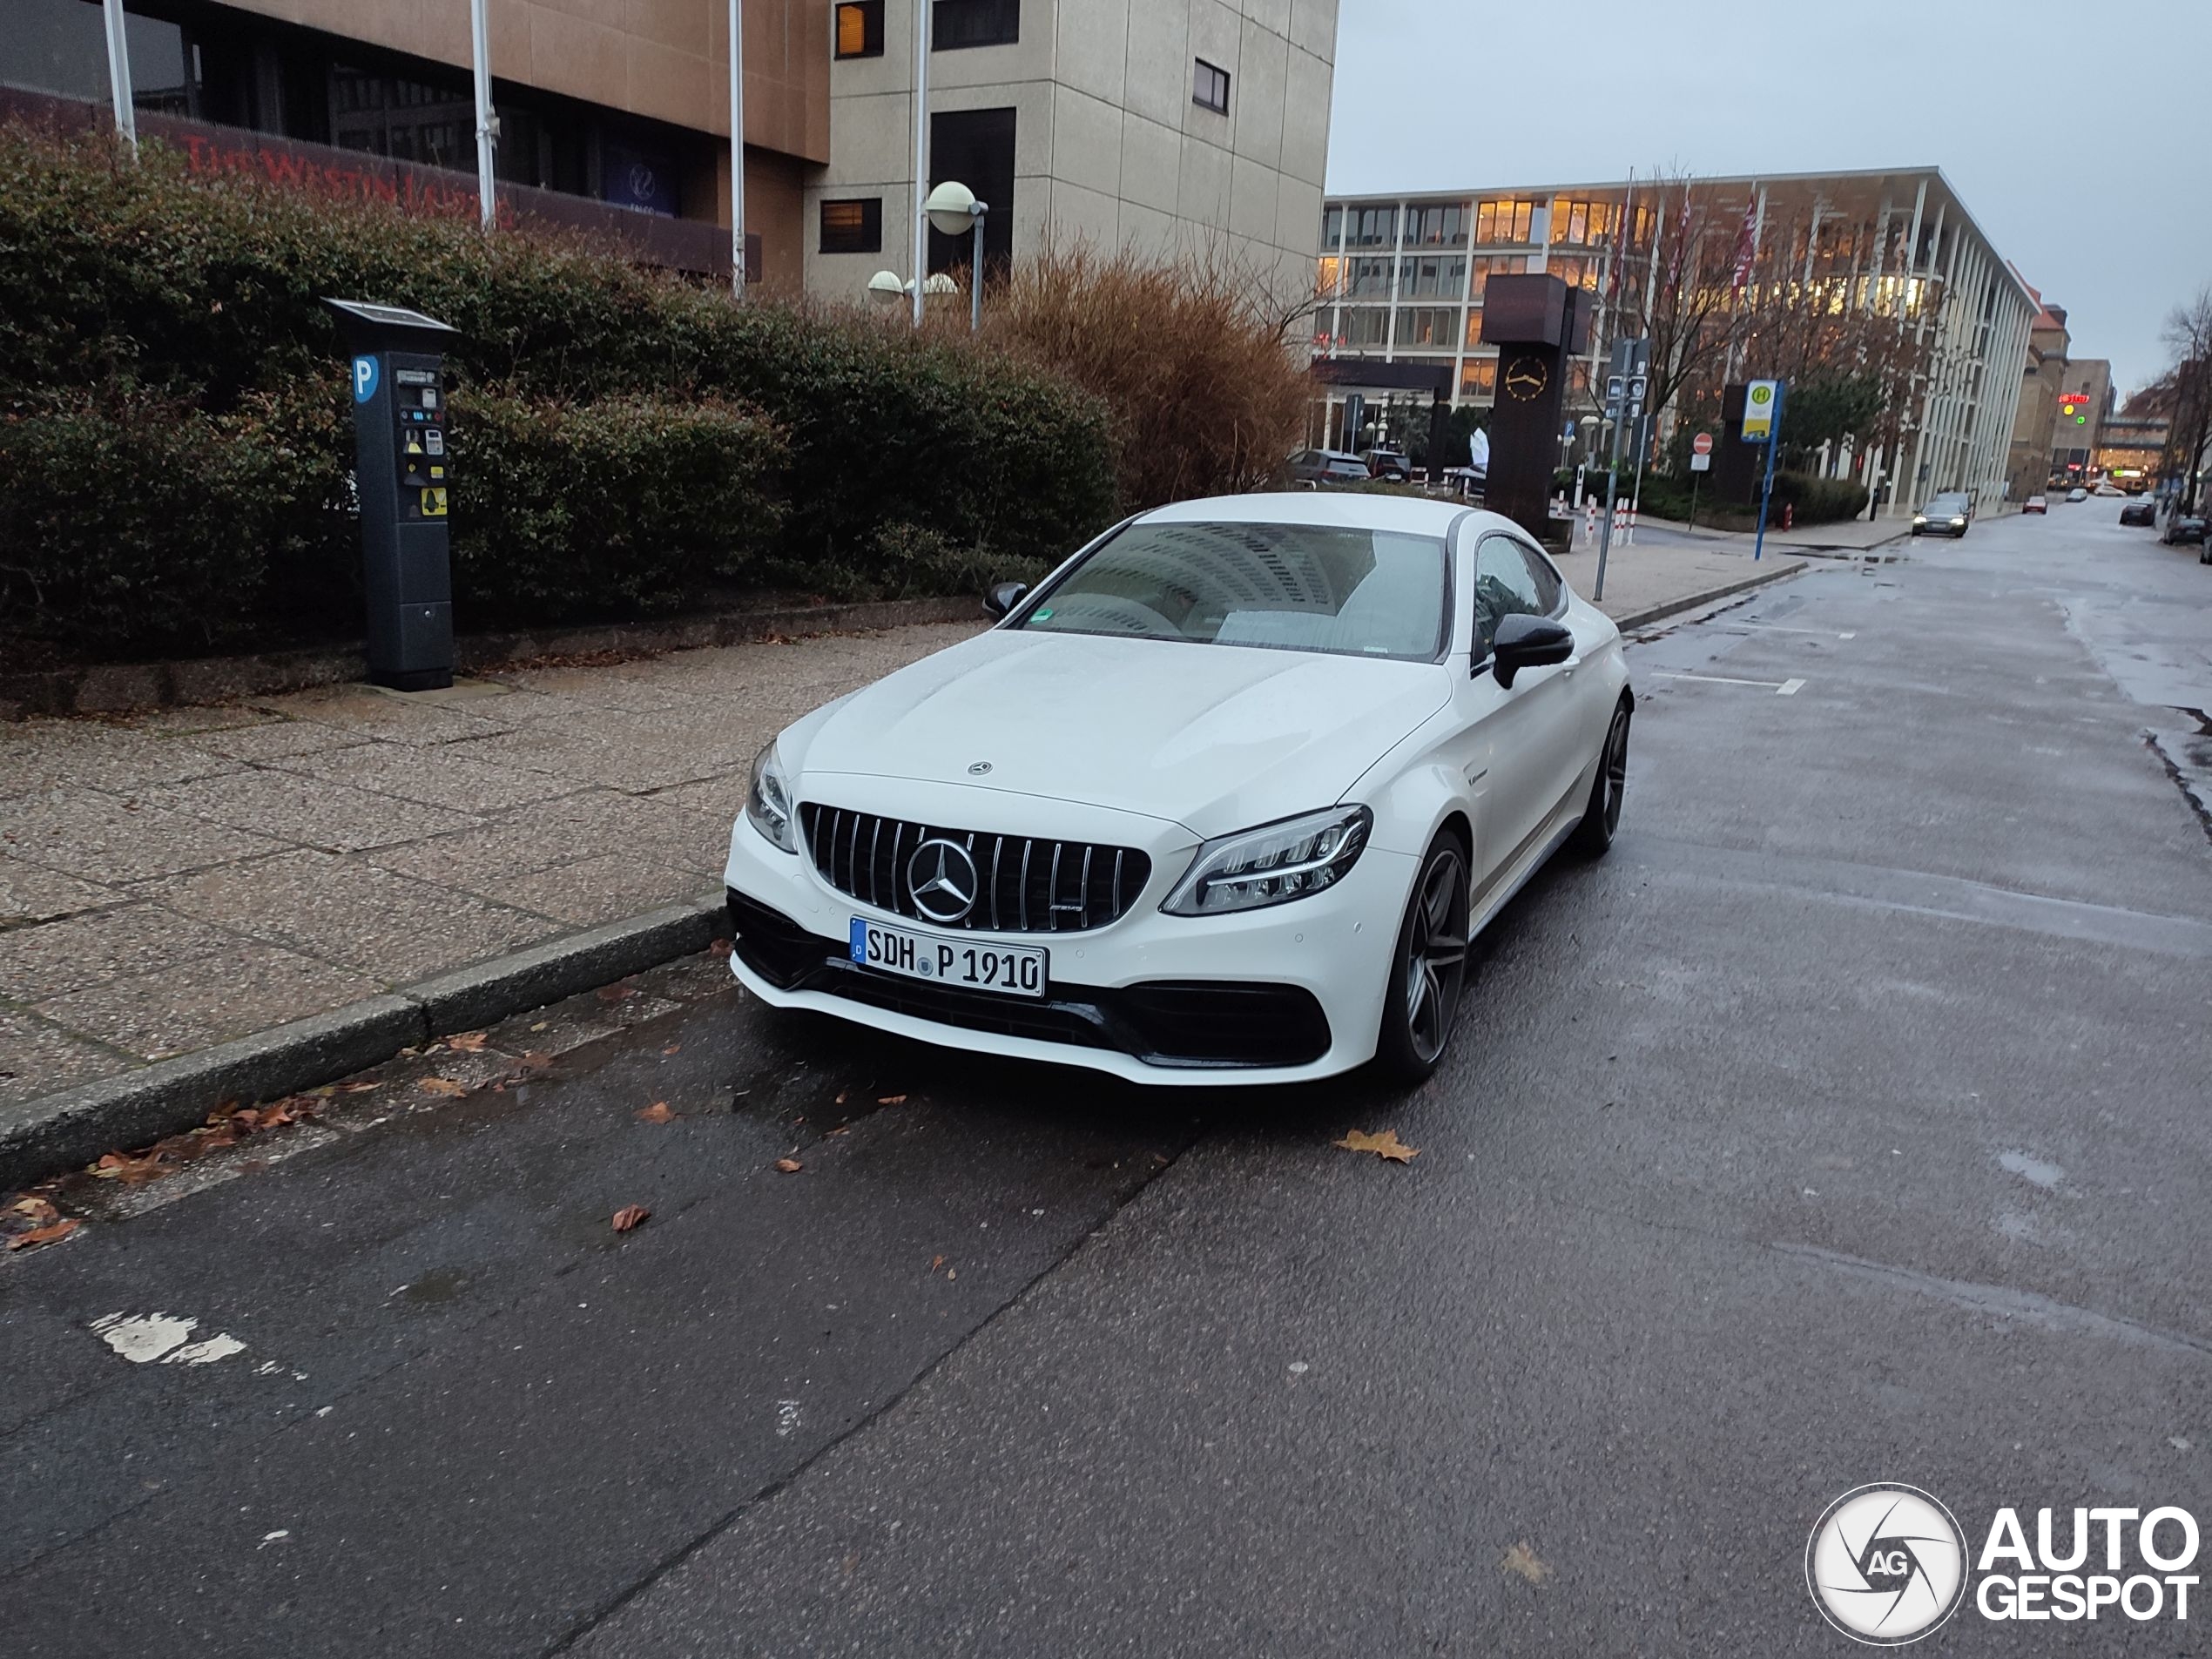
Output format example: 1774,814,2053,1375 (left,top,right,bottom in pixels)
405,435,423,455
1743,379,1781,442
420,487,448,517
